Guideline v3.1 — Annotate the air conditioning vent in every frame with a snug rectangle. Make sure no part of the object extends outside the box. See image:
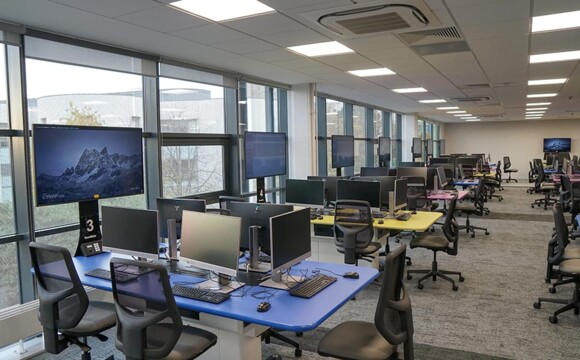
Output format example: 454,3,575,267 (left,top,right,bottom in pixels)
450,96,491,102
302,0,441,38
